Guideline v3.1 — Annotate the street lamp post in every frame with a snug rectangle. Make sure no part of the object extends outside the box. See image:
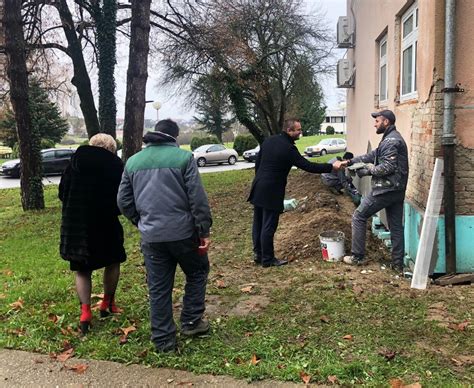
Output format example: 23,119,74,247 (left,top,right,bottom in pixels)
152,101,161,122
